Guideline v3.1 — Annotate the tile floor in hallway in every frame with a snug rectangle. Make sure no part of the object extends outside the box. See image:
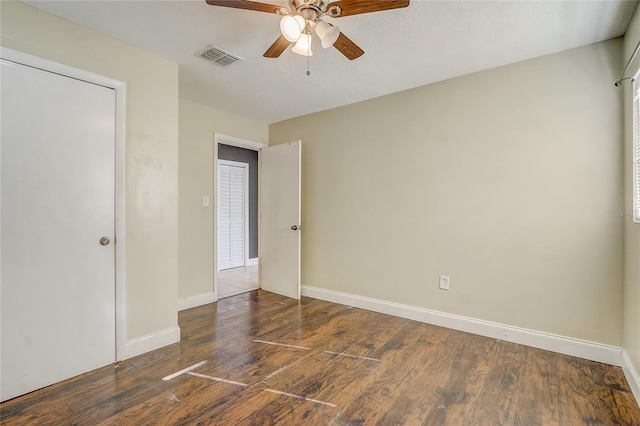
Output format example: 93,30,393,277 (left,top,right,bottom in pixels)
218,264,258,298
